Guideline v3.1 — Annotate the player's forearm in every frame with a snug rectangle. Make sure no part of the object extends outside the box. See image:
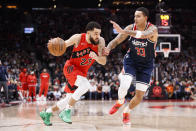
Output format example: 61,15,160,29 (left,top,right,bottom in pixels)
107,39,120,51
122,30,136,37
122,26,157,39
95,56,106,65
122,30,152,39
